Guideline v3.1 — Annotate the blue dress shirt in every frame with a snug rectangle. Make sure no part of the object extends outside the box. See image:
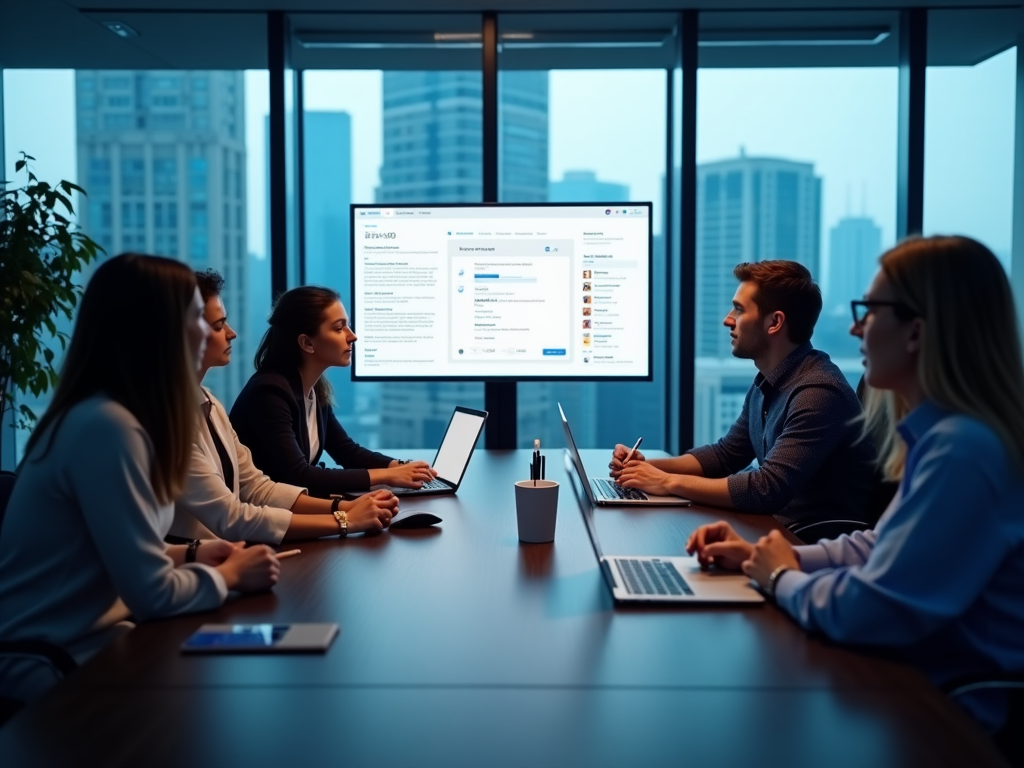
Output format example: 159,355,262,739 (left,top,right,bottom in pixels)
775,400,1024,730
